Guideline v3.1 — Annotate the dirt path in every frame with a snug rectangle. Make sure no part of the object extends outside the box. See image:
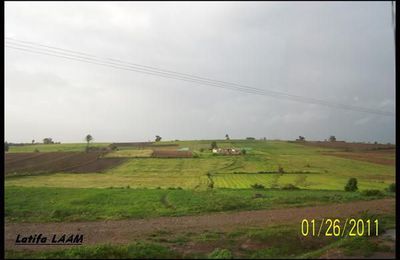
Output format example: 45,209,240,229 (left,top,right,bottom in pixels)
5,198,395,251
